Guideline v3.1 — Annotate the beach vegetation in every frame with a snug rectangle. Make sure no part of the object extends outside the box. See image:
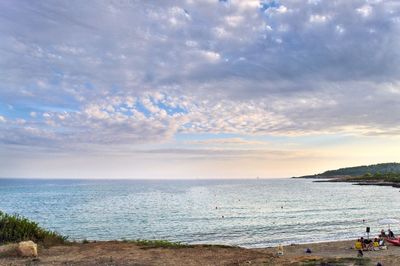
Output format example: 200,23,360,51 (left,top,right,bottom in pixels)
197,244,237,249
354,172,400,183
0,210,67,246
